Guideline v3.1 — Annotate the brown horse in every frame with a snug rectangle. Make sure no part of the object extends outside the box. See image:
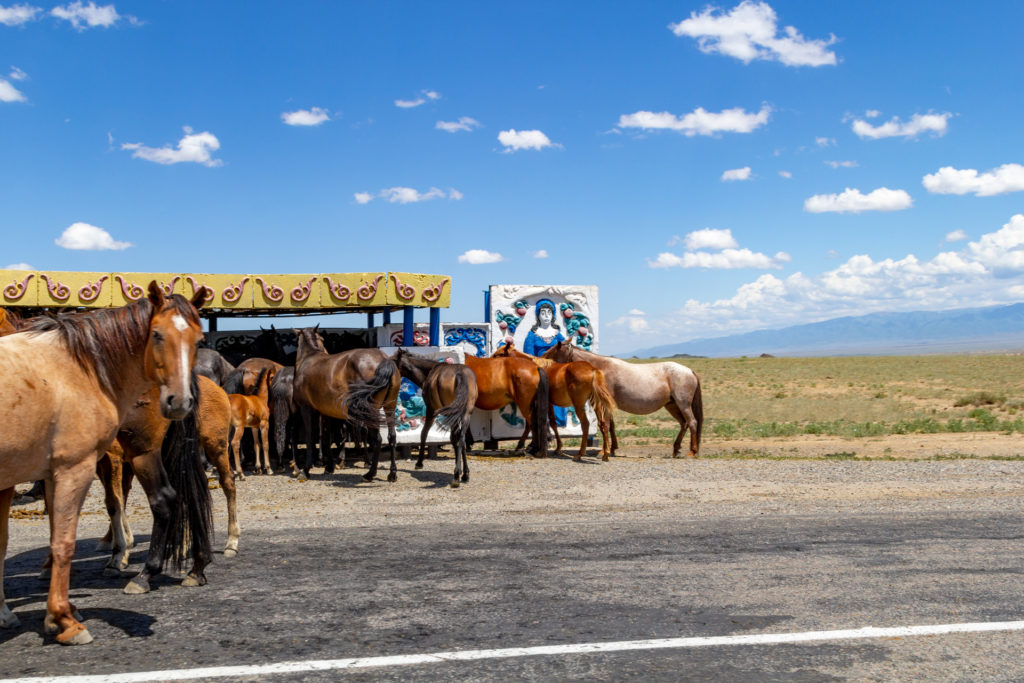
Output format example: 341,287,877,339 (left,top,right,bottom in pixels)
95,374,238,586
463,352,550,457
228,368,272,477
543,340,703,458
293,326,401,482
0,283,204,644
392,349,478,487
0,308,19,336
494,343,616,461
